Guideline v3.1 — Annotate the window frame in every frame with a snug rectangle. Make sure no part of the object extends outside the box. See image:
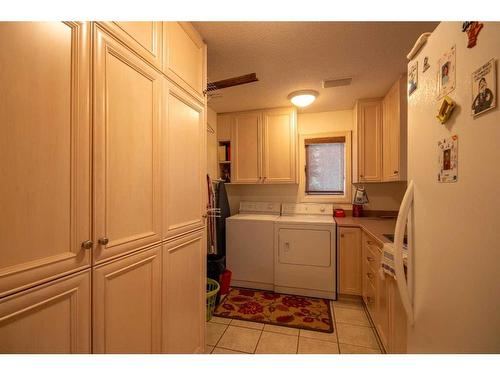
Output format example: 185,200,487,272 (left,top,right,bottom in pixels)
299,131,352,203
